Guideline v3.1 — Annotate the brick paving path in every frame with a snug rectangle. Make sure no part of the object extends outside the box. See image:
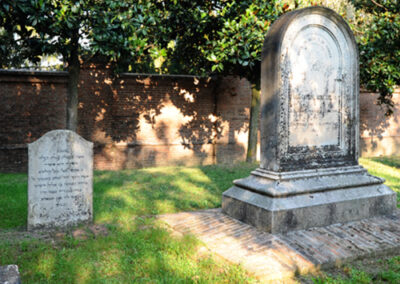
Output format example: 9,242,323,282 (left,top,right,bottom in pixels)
159,209,400,282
